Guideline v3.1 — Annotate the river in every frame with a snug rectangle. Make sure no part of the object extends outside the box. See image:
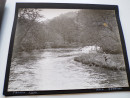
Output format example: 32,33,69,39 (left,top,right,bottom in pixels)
8,48,129,91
